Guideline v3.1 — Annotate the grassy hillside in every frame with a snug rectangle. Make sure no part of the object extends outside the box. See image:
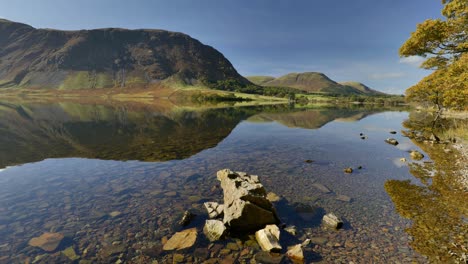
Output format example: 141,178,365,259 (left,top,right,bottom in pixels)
340,81,385,95
246,76,276,85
